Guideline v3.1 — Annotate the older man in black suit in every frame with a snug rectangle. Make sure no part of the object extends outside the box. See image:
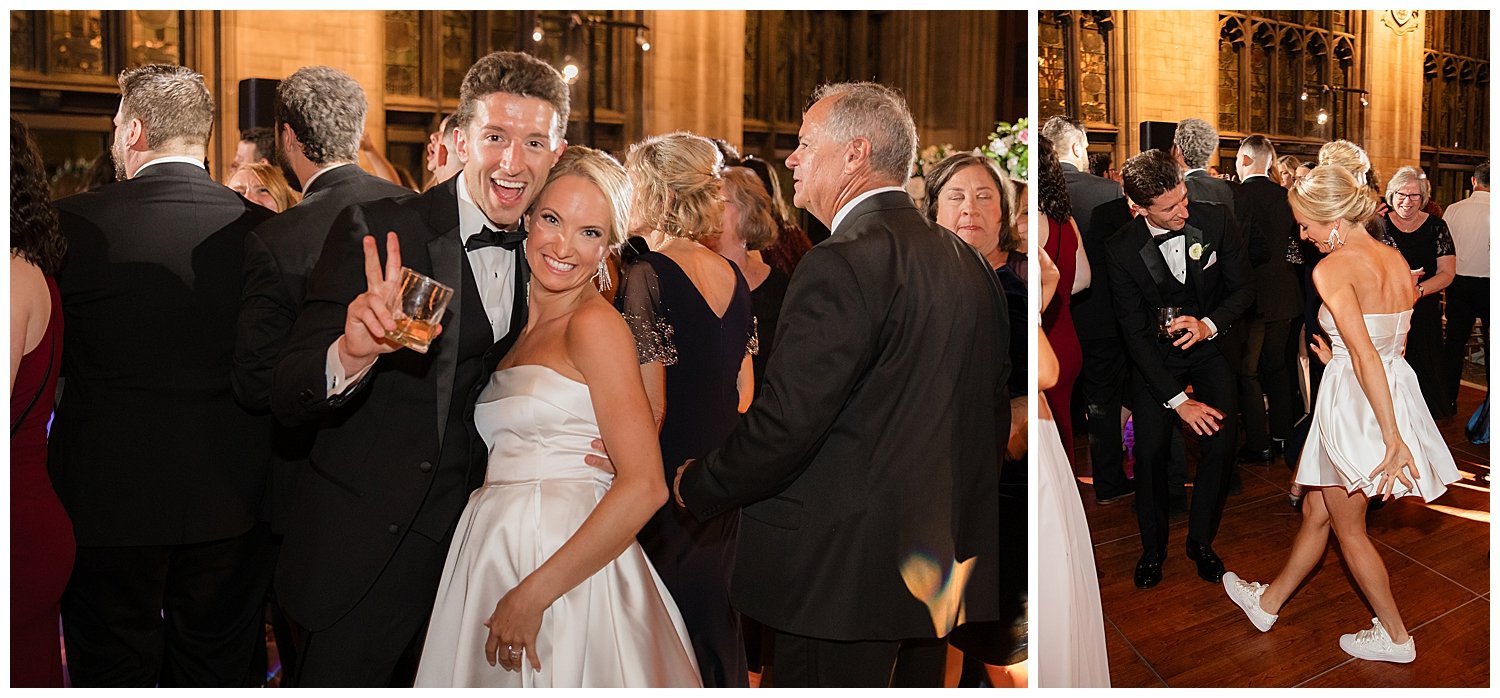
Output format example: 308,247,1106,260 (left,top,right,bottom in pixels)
231,66,414,683
52,64,274,686
1231,135,1304,462
674,82,1006,687
268,52,568,686
1173,117,1238,207
1106,149,1254,590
